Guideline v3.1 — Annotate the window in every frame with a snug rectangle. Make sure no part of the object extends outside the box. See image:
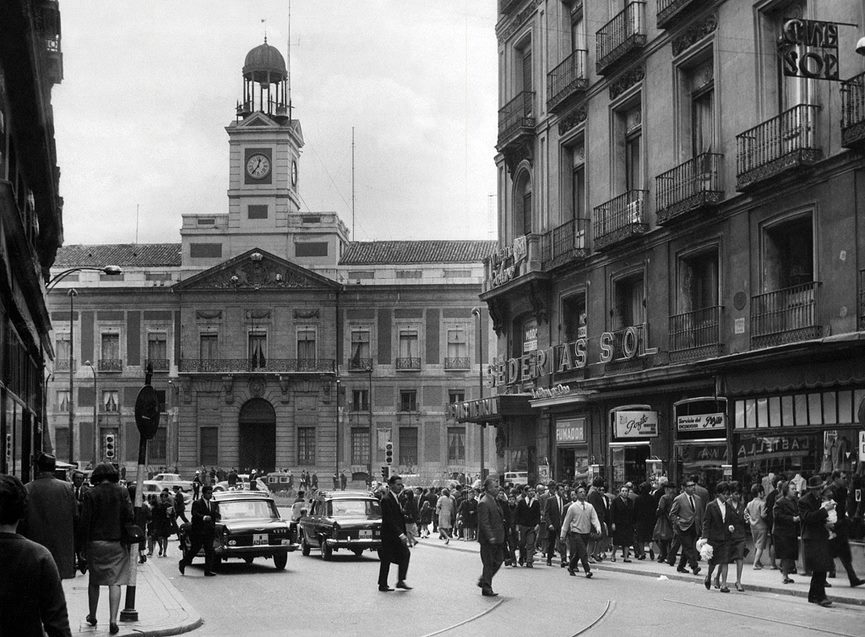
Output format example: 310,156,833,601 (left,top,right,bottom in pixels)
100,333,120,366
55,334,70,366
625,106,642,191
199,333,218,360
102,391,118,412
688,59,715,157
248,205,268,219
297,329,316,361
298,427,315,464
155,389,167,413
399,427,418,467
200,427,218,466
448,389,465,405
57,390,70,411
571,5,586,52
446,328,468,367
447,427,466,463
761,0,809,113
399,390,417,412
351,428,370,465
351,389,369,412
349,329,370,369
147,333,167,368
398,329,418,360
678,249,719,314
566,141,586,222
249,332,267,370
763,215,813,291
514,170,532,236
613,273,645,330
518,40,532,94
396,270,423,279
562,292,587,341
